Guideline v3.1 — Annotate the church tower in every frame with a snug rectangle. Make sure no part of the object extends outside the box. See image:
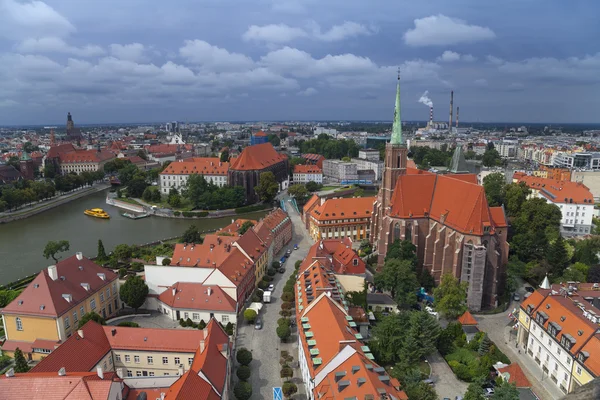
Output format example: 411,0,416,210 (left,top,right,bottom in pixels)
381,72,408,213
